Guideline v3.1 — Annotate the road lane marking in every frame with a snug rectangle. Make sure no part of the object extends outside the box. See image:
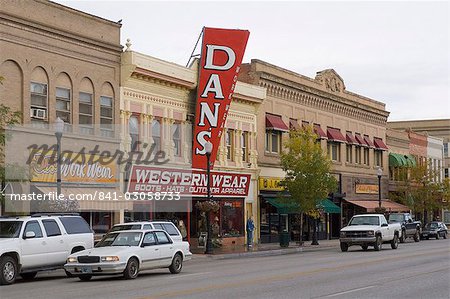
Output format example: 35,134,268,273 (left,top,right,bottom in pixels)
167,272,211,279
323,285,377,297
